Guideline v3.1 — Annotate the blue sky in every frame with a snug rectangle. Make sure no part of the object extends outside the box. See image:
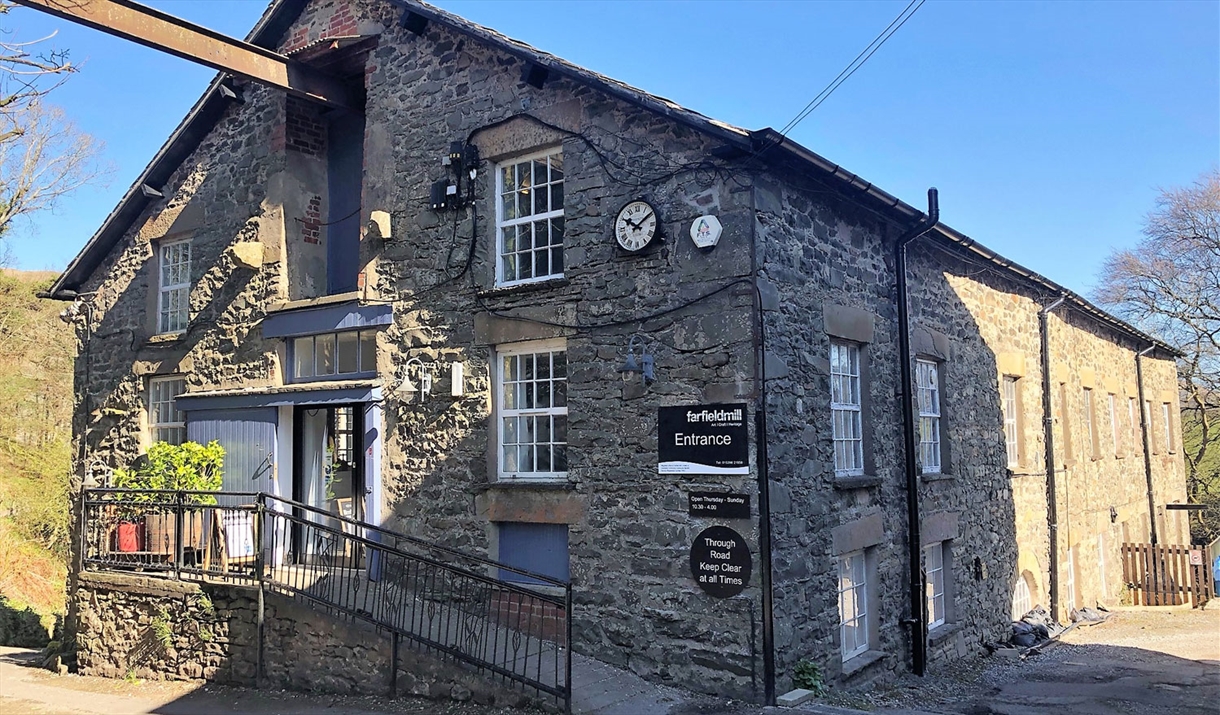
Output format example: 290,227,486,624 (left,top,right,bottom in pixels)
5,0,1217,298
